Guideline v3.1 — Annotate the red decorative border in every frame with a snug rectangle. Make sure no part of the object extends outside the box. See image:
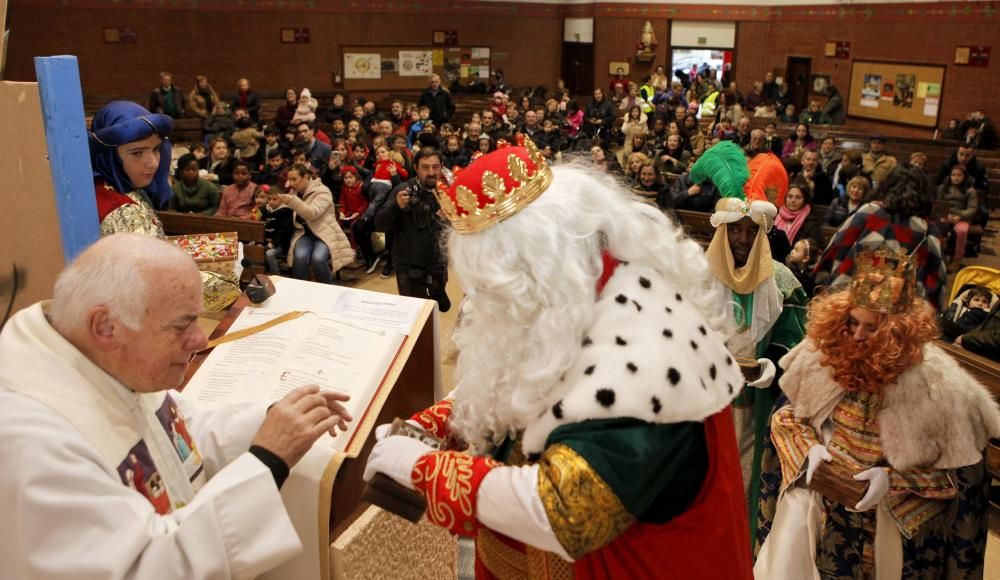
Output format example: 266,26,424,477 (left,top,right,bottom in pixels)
10,1,999,23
